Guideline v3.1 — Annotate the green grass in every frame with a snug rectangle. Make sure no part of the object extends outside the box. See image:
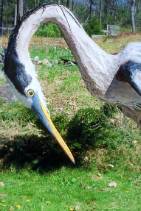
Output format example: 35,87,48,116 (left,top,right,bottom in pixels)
0,77,6,86
30,46,72,62
59,73,81,93
0,166,141,210
1,41,141,210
